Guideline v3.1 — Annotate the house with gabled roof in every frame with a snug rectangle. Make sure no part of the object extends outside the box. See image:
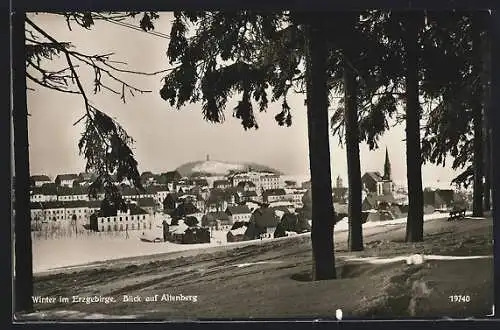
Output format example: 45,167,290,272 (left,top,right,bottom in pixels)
201,211,231,228
274,213,311,238
225,205,252,224
169,202,203,222
33,183,59,202
135,197,156,214
236,181,257,192
227,221,251,242
31,175,51,187
262,188,287,203
362,192,397,211
213,179,231,189
90,203,152,232
240,190,261,203
248,207,281,238
55,174,79,187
